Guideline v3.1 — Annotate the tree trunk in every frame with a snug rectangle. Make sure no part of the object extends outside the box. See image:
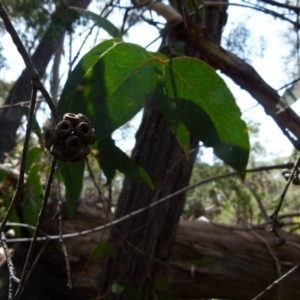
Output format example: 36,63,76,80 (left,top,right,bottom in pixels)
0,0,91,162
98,1,229,298
2,202,300,300
99,98,199,299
